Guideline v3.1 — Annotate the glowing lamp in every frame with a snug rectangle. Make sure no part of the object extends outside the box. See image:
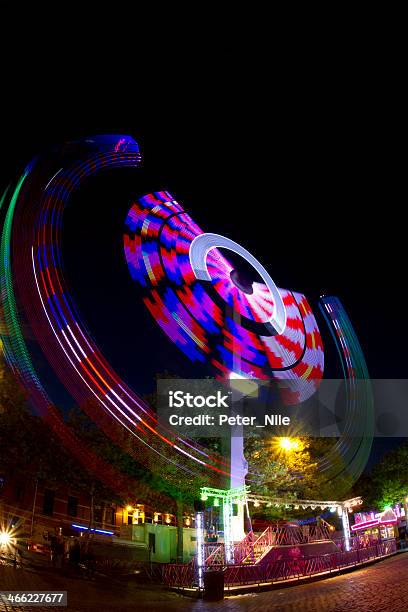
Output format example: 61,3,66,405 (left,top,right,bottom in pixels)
200,493,208,502
126,505,133,512
254,500,260,508
185,518,191,527
213,498,220,507
0,531,12,546
279,437,301,452
279,437,293,451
